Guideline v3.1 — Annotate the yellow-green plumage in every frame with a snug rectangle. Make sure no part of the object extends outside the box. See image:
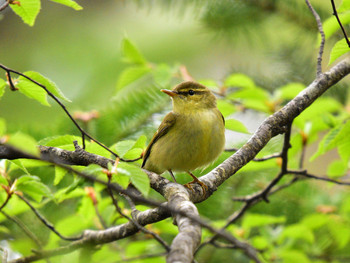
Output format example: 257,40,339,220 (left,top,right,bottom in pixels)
142,81,225,186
